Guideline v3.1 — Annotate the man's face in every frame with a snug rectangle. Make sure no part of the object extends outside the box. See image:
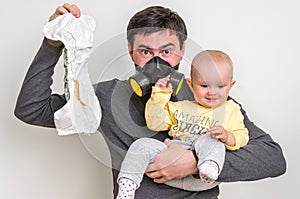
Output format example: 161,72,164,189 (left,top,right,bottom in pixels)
128,30,185,68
